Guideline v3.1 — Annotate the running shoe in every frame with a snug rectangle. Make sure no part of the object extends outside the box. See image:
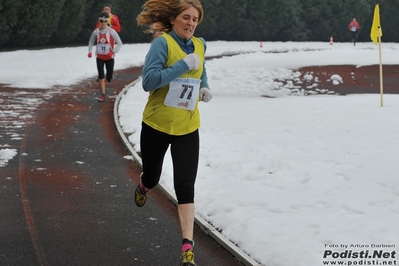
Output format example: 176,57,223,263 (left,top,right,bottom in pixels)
180,250,196,266
98,94,106,102
135,184,147,207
